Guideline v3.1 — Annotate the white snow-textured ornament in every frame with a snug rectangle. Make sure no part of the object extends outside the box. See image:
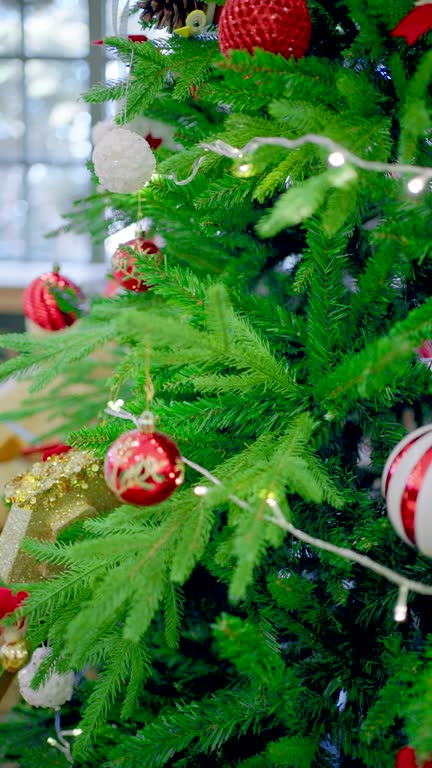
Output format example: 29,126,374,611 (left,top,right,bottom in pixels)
92,120,116,146
92,127,156,193
18,647,74,709
382,424,432,557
